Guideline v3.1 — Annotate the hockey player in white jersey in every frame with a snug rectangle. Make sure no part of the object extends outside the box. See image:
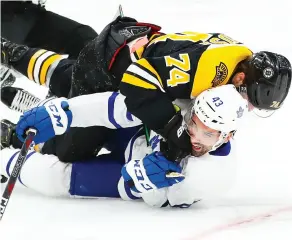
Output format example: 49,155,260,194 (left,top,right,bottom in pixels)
1,85,248,208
